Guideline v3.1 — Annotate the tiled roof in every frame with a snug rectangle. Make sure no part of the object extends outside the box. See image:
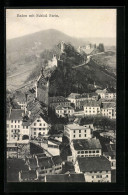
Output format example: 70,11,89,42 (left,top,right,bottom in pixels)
72,139,102,150
14,91,27,102
105,144,116,157
38,157,53,169
84,101,101,107
65,124,87,130
55,105,74,110
77,156,111,172
52,155,62,165
68,93,80,99
45,173,85,182
20,170,37,180
101,102,116,109
9,109,24,120
49,96,70,103
48,138,61,145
